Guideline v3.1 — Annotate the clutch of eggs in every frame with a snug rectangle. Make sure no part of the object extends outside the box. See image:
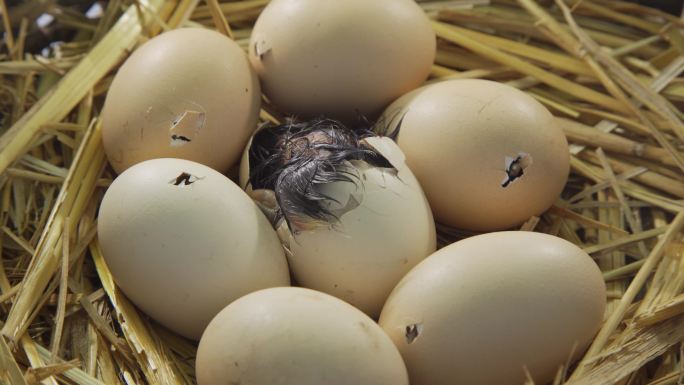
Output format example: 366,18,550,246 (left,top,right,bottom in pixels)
97,158,290,339
102,28,260,174
381,79,570,231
